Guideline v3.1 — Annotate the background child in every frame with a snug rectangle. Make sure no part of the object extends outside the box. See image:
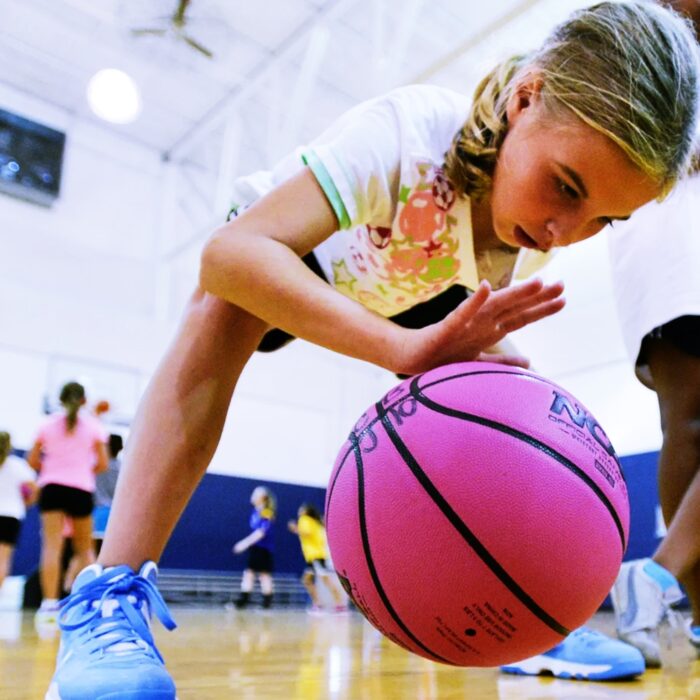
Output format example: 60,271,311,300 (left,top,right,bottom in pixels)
93,433,123,549
27,381,108,632
0,431,37,594
288,504,346,614
608,169,700,665
47,3,700,698
232,486,276,610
